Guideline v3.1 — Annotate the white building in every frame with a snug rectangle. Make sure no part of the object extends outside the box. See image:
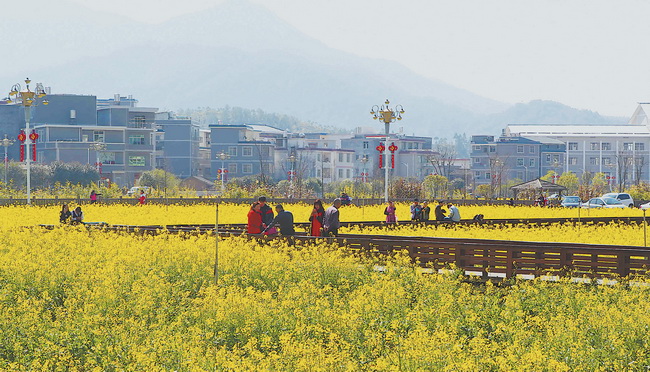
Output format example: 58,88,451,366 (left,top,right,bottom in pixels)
504,103,650,186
